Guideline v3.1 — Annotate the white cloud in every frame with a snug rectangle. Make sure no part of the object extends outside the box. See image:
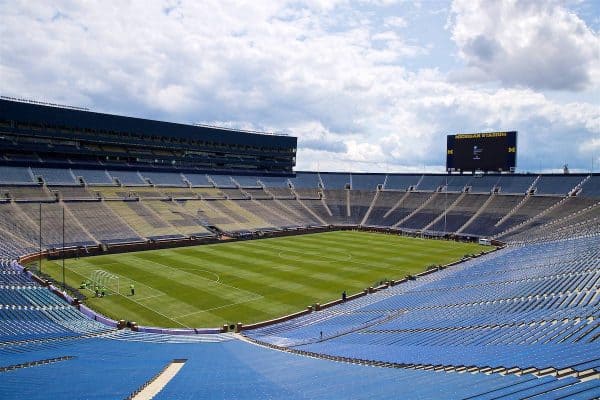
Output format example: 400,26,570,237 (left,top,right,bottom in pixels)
0,0,598,173
384,16,407,28
448,0,600,91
